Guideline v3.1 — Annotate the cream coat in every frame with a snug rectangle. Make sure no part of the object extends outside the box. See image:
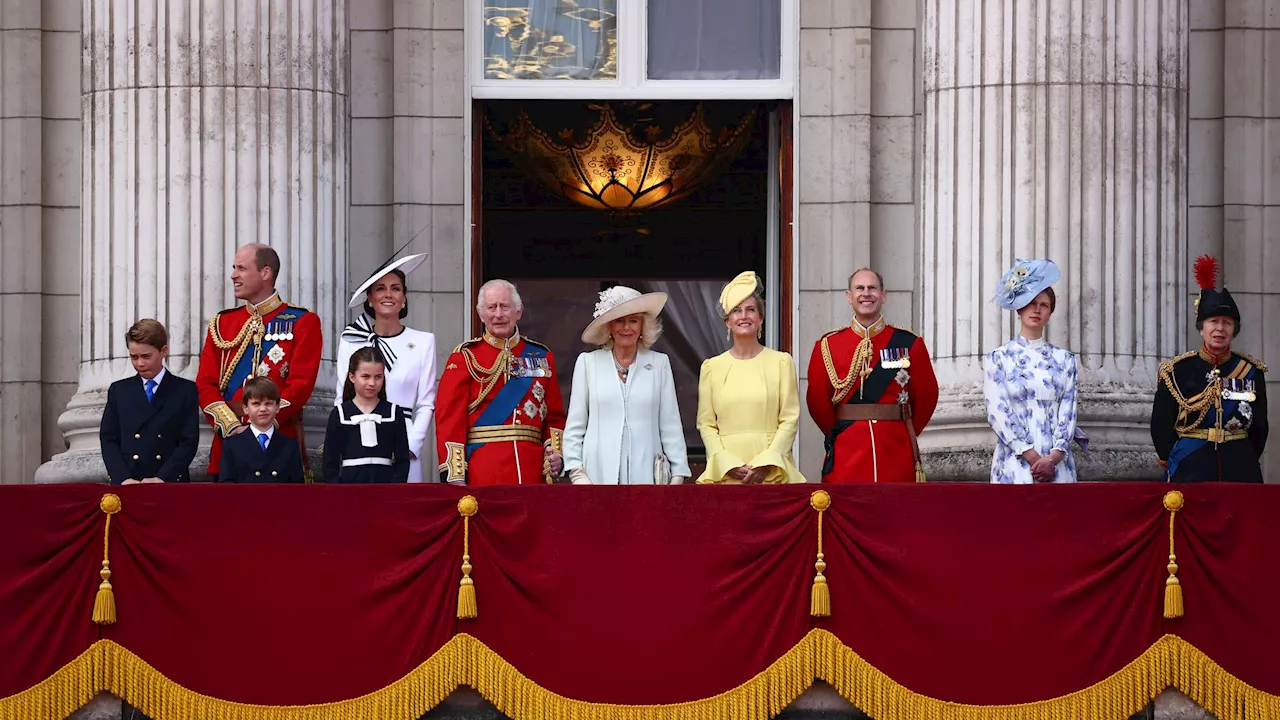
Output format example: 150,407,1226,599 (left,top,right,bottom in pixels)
563,348,690,484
